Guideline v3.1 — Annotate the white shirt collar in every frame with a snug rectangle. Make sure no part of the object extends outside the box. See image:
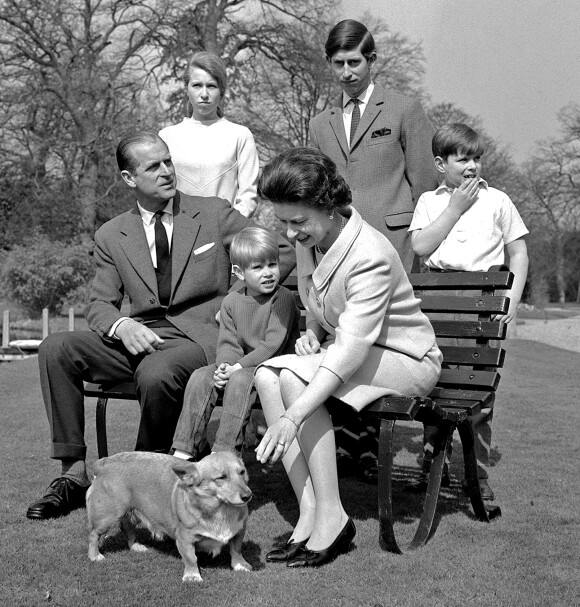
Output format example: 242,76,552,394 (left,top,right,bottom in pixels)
137,199,174,226
342,81,374,109
436,178,488,193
